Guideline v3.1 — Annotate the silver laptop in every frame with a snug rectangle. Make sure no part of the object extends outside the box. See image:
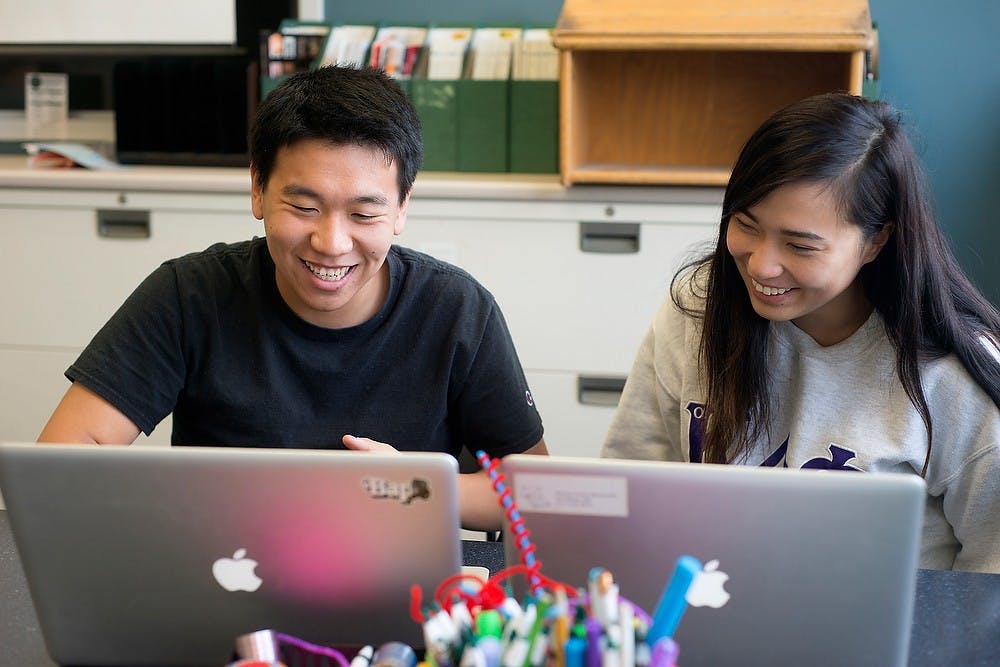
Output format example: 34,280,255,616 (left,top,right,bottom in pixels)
0,442,462,666
501,454,925,667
